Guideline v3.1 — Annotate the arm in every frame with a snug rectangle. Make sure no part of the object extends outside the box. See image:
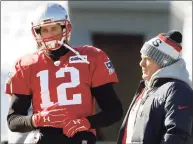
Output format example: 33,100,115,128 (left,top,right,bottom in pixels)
164,82,193,144
87,82,123,128
7,94,35,133
62,82,123,137
6,58,35,132
62,47,122,137
7,94,69,133
6,57,70,133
